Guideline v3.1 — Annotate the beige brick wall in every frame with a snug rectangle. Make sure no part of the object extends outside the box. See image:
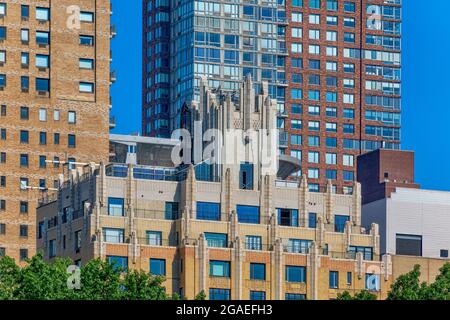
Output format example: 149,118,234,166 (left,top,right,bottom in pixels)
0,0,111,263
